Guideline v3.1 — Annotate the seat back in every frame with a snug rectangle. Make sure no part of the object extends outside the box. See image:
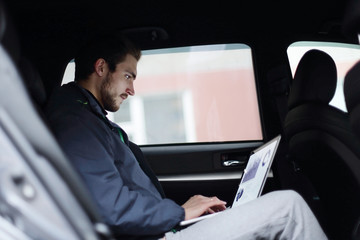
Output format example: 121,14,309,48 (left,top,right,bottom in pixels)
284,49,360,240
0,1,112,239
344,60,360,240
344,60,360,138
19,57,47,109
